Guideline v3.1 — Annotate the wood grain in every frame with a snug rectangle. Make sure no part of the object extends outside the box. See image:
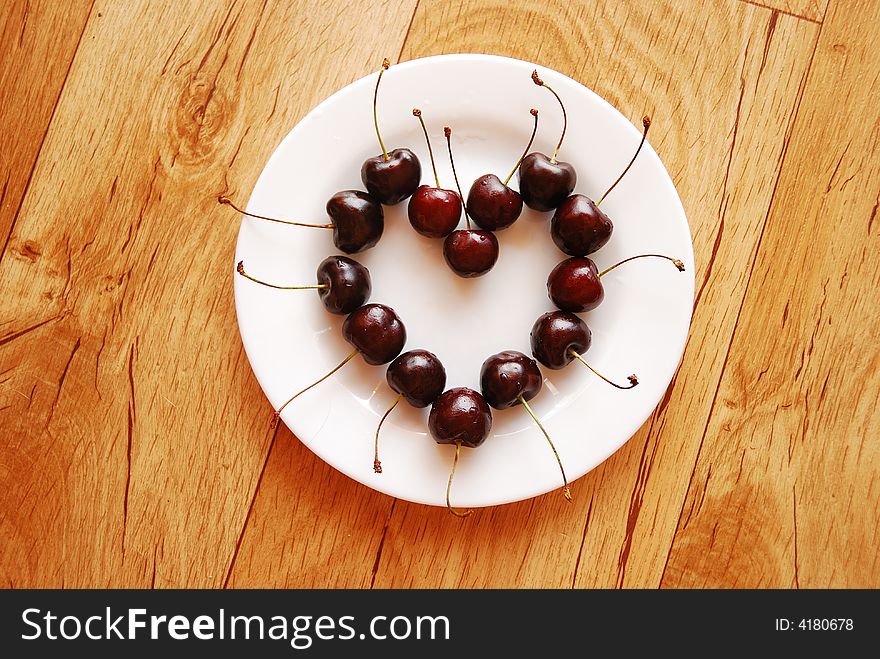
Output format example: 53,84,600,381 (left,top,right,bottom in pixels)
739,0,827,22
661,0,880,588
2,0,878,589
0,0,416,588
0,0,92,260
